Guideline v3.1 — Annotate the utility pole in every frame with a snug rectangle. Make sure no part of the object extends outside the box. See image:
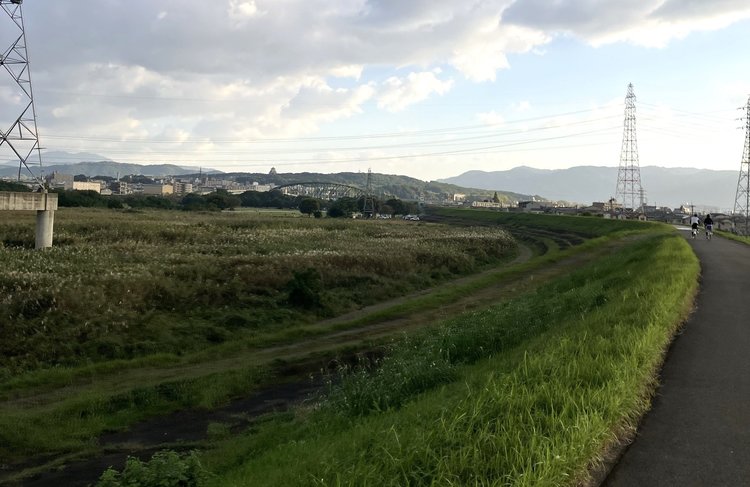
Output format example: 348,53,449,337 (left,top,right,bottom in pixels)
733,96,750,234
0,0,44,187
615,83,644,214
